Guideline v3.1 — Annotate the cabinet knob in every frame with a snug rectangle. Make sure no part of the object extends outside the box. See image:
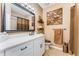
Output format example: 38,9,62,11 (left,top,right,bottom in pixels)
21,46,27,51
